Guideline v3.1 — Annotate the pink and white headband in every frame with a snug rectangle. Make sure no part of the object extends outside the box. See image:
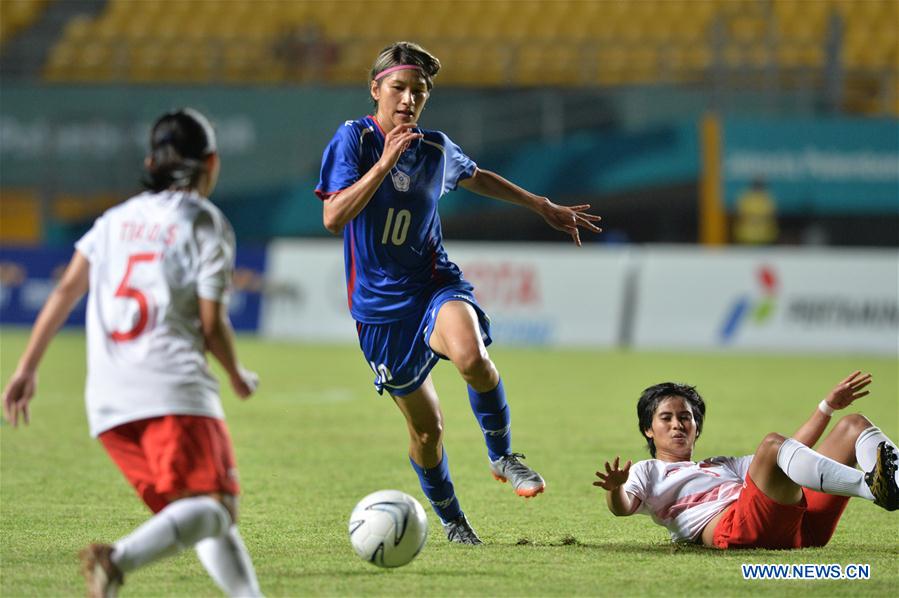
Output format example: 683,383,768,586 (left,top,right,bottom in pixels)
374,64,424,80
